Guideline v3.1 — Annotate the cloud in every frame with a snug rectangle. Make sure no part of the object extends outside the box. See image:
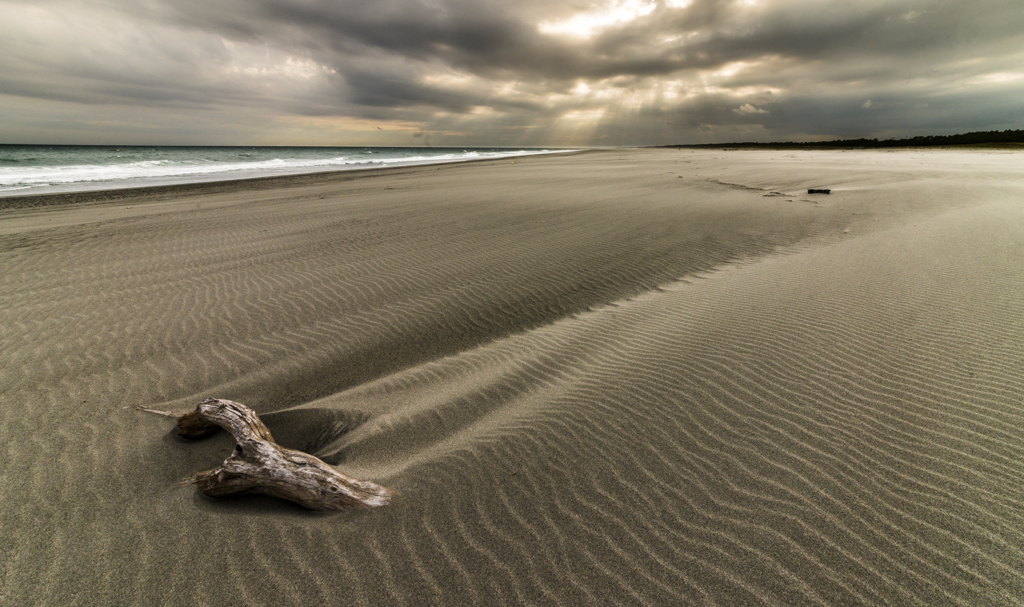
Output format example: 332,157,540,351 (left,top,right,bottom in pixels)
1,0,1022,145
734,103,768,114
